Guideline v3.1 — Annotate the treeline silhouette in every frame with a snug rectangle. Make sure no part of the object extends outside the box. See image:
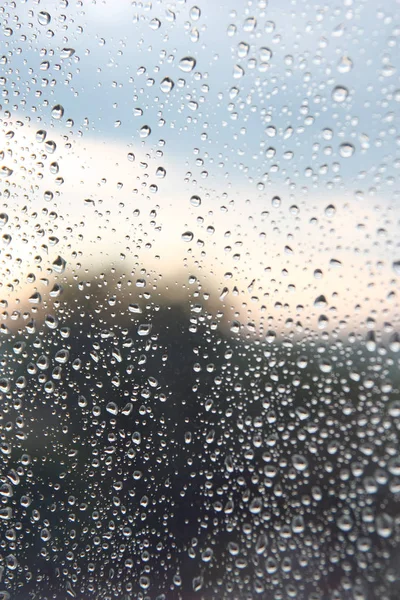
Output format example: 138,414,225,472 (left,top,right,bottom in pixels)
1,268,399,600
